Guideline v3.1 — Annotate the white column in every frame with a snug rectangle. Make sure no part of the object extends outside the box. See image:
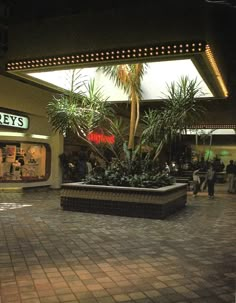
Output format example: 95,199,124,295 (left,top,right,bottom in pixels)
49,132,64,189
